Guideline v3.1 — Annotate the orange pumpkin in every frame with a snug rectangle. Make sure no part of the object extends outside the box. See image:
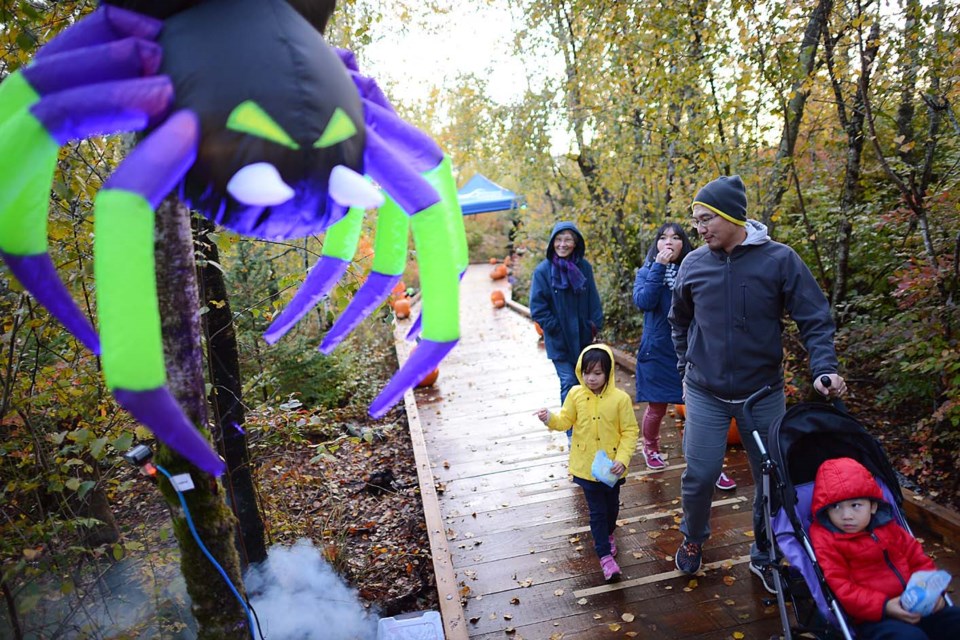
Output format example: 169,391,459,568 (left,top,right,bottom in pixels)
489,257,498,264
490,290,506,308
534,321,544,336
490,264,508,280
727,417,741,445
417,368,439,387
393,298,411,319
